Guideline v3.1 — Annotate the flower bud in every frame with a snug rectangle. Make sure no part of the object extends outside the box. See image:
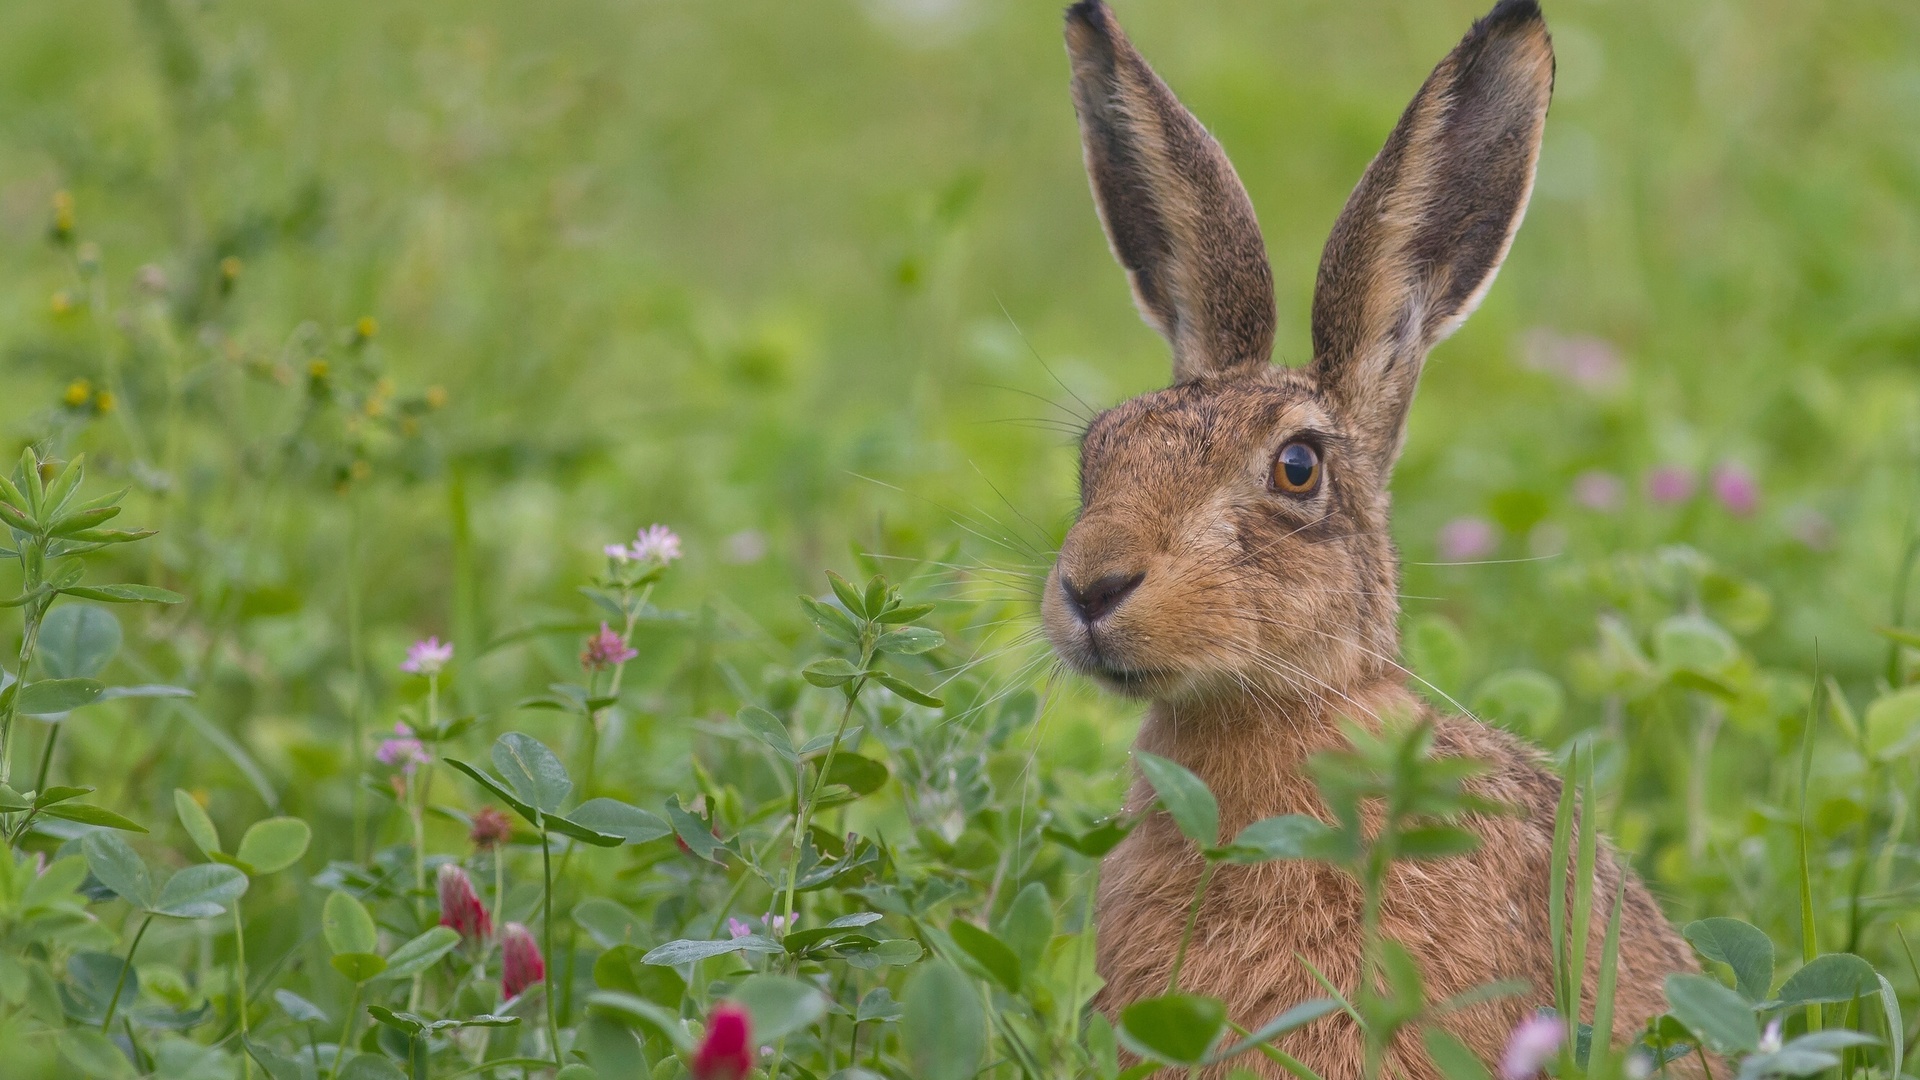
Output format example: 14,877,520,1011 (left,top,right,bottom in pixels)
436,863,491,942
500,922,545,1000
691,1003,753,1080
